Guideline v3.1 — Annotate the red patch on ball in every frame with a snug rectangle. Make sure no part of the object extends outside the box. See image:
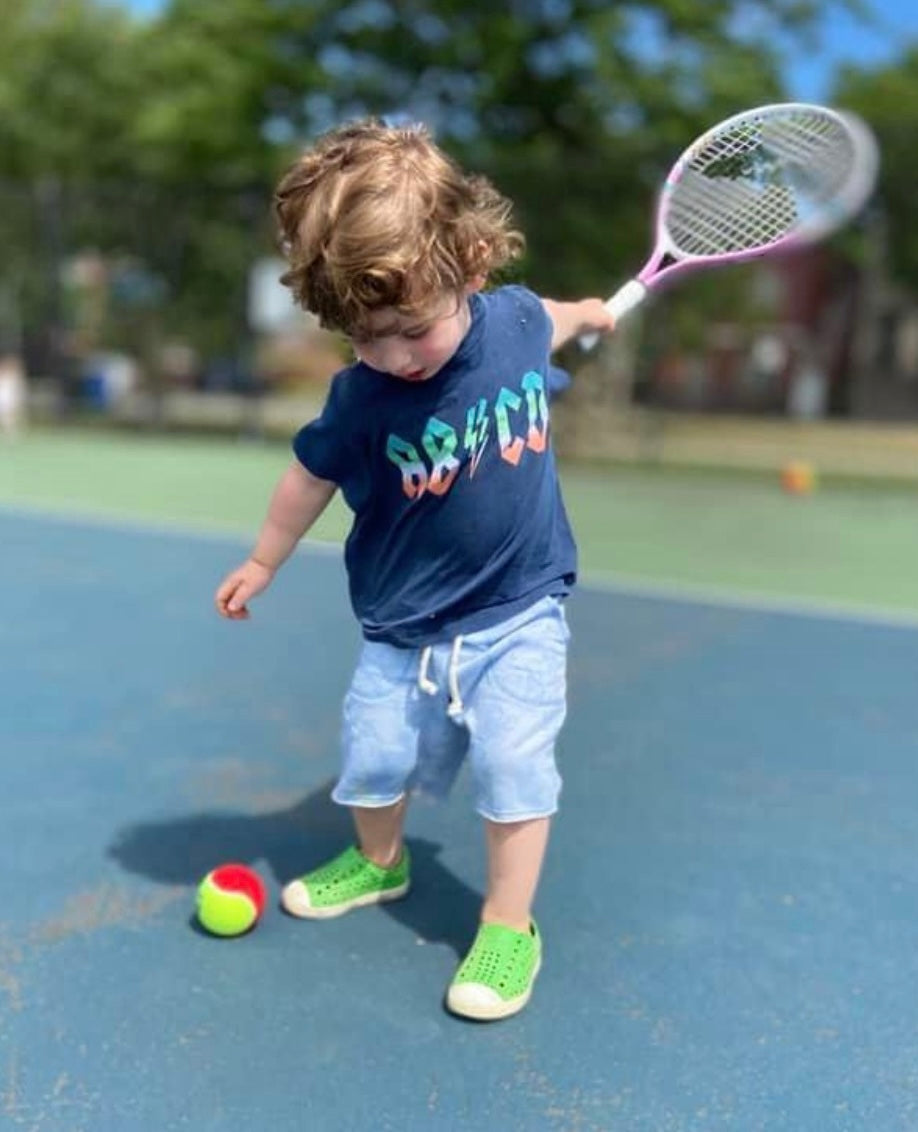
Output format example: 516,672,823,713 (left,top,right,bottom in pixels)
209,863,267,915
